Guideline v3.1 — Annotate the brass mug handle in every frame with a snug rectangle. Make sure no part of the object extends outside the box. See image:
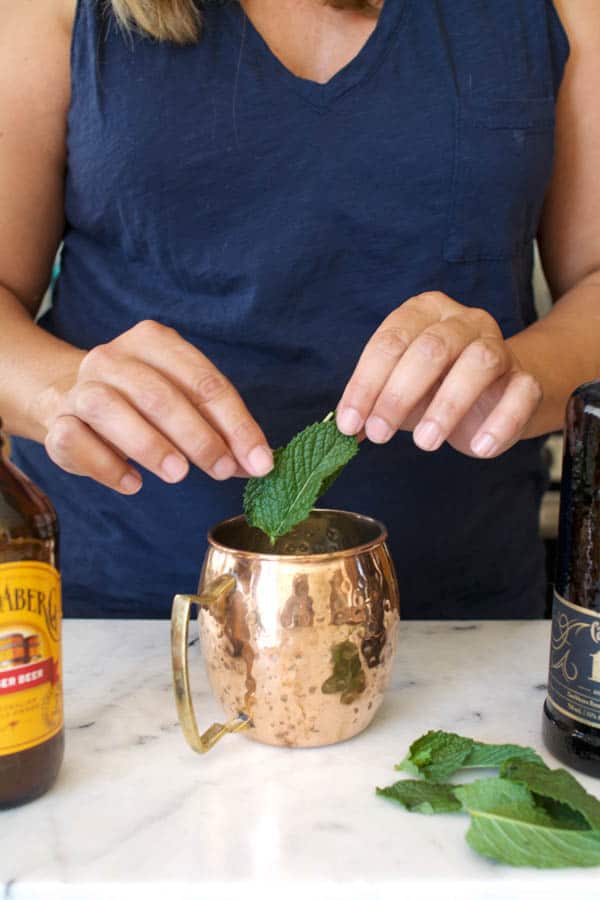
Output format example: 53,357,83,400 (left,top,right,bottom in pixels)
171,574,251,753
